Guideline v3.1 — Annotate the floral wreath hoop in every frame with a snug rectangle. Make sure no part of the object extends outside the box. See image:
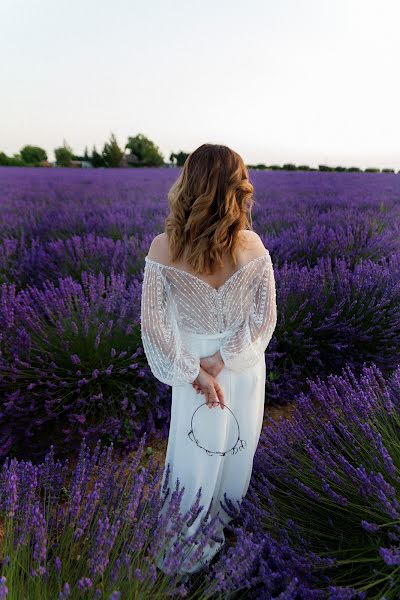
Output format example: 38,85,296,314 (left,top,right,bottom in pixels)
187,401,247,456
